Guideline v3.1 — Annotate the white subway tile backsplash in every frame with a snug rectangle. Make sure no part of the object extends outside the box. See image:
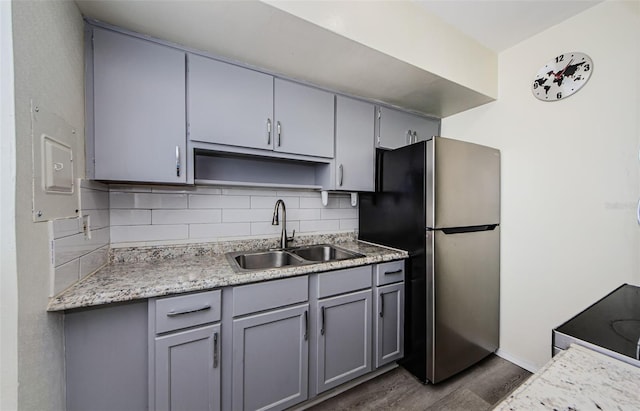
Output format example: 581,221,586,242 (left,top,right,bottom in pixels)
52,217,81,239
80,187,109,210
110,224,189,243
287,208,321,221
107,184,358,246
222,209,273,223
189,222,251,239
321,208,358,220
299,219,340,233
109,184,153,193
340,218,359,230
85,209,110,230
111,209,151,226
110,192,188,209
188,194,249,209
53,259,80,295
54,227,109,267
251,221,300,236
221,187,274,196
79,245,109,279
152,209,222,225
